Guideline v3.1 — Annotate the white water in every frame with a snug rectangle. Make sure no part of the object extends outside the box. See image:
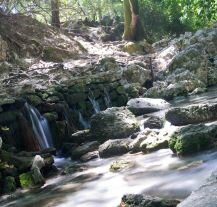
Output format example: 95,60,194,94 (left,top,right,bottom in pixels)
2,149,217,207
78,111,90,129
104,87,112,108
25,103,53,149
88,89,100,113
